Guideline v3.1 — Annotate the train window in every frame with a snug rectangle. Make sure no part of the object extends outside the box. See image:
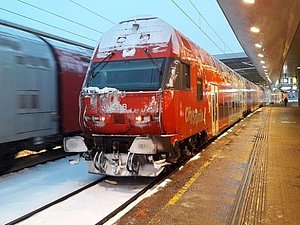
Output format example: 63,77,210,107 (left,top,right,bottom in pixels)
31,95,39,108
166,59,181,89
197,77,203,101
219,103,224,119
16,56,26,65
28,56,37,66
87,58,165,91
182,62,190,89
40,58,50,68
19,95,27,109
224,102,228,117
0,37,20,51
